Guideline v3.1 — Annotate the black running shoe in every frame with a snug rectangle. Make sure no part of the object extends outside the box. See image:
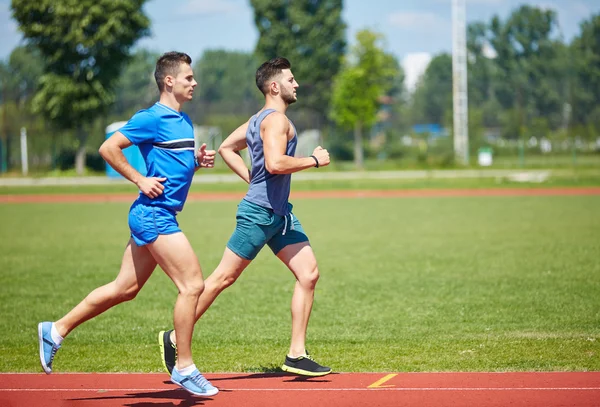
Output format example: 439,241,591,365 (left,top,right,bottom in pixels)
281,351,332,376
158,330,177,375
